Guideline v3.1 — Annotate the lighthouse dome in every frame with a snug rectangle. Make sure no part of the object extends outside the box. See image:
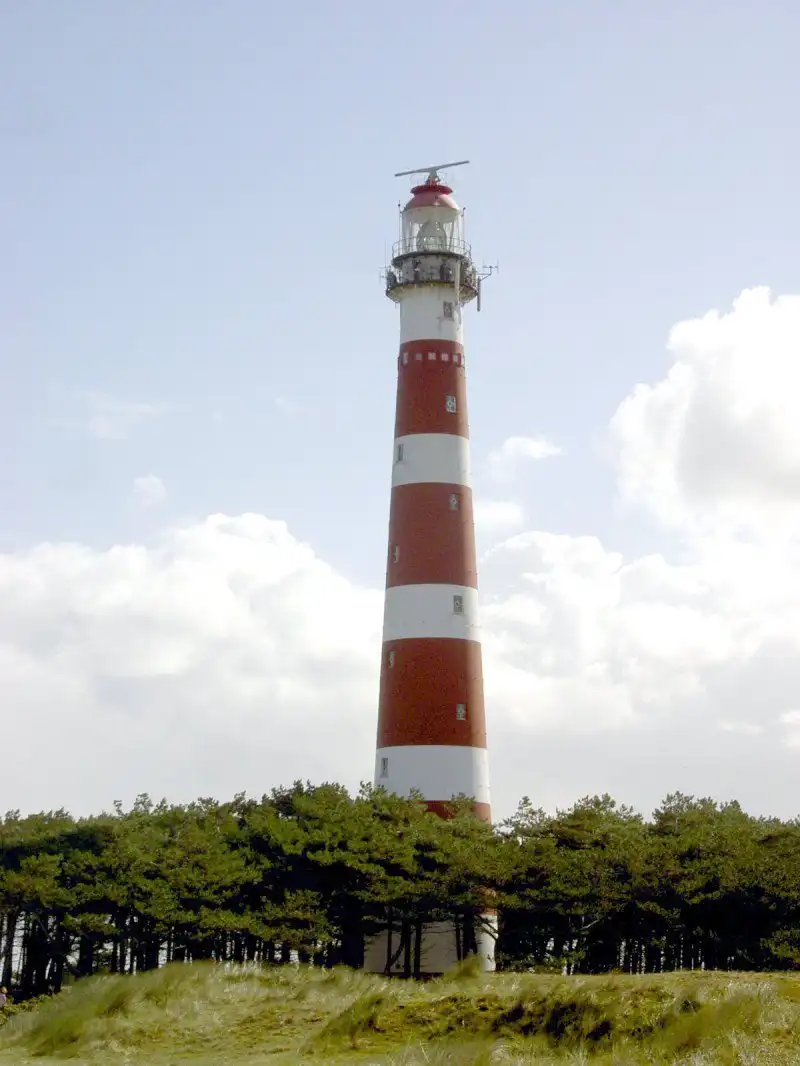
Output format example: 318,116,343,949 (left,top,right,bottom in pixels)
403,182,461,215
